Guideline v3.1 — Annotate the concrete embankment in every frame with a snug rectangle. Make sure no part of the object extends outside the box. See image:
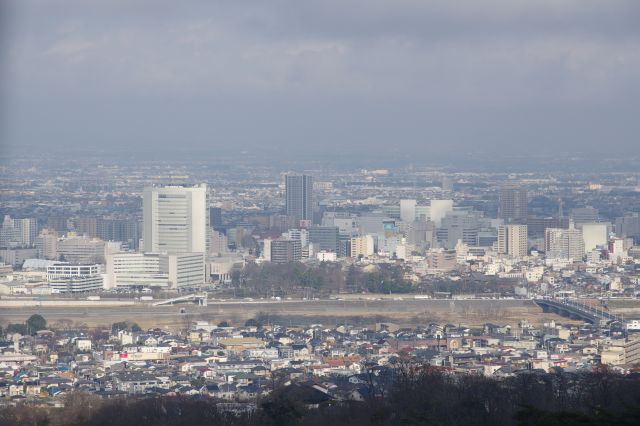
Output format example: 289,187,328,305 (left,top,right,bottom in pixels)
0,298,548,330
